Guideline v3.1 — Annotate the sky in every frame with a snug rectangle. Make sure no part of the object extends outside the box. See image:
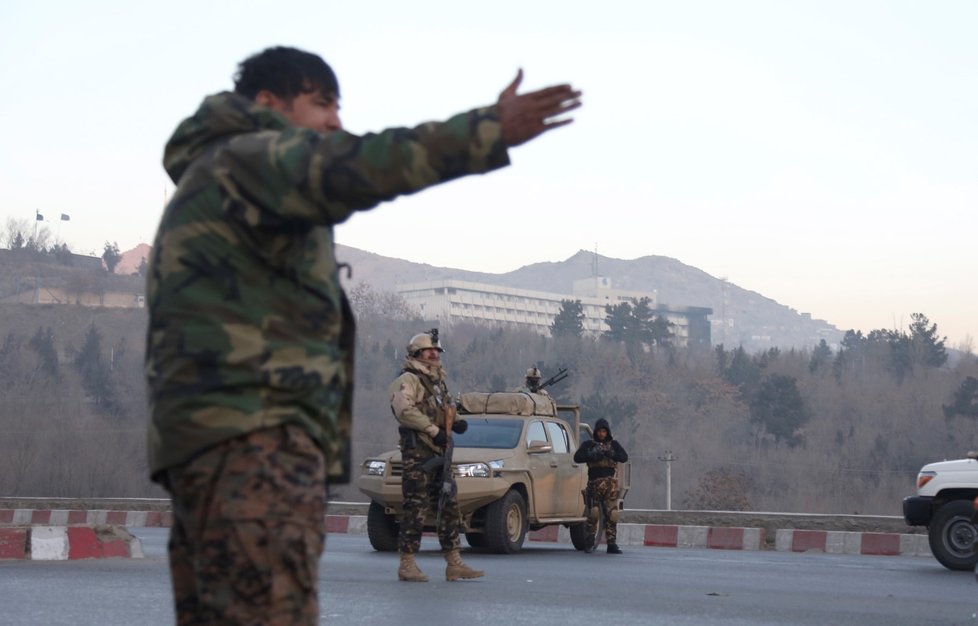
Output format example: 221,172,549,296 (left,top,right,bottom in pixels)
1,0,976,348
